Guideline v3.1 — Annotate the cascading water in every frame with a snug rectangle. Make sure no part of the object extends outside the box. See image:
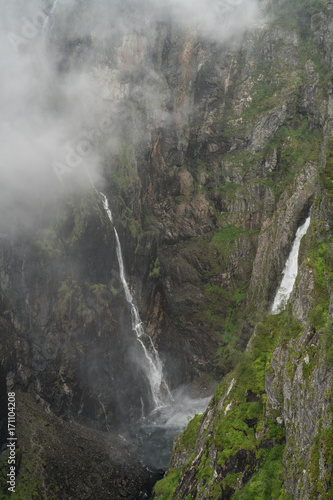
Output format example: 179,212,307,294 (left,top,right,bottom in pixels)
271,216,311,314
99,191,211,468
100,192,172,408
